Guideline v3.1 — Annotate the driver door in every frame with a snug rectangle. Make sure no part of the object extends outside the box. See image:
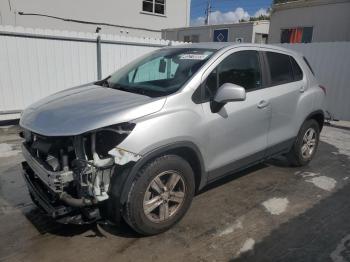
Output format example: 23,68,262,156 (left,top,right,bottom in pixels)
201,49,272,181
